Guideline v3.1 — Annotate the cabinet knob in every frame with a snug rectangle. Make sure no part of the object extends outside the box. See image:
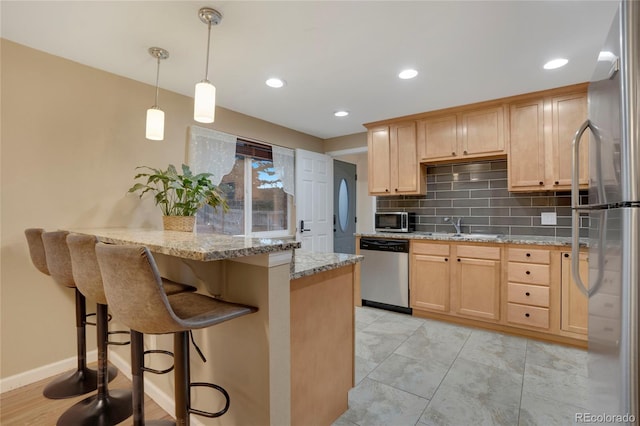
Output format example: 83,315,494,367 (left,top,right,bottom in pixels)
525,292,530,296
463,150,468,155
526,253,531,257
526,270,531,275
385,189,389,192
525,313,530,318
452,152,456,156
564,253,570,258
539,181,544,186
457,258,461,262
444,258,448,262
395,188,398,192
554,181,560,185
